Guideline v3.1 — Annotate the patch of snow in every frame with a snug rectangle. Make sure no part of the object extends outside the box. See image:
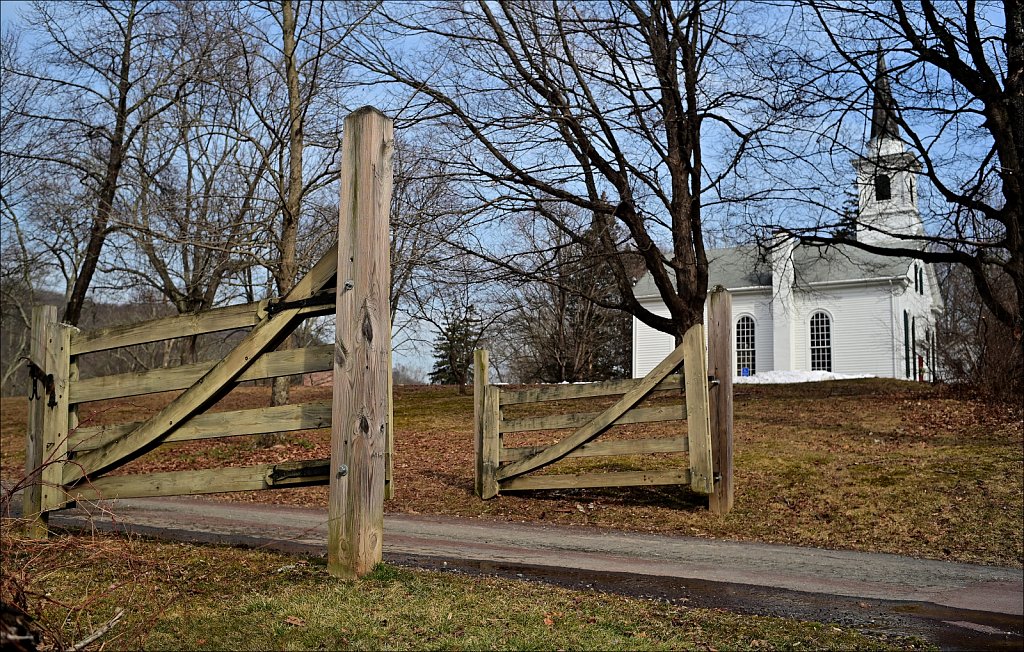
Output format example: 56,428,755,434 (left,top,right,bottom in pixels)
733,370,874,384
